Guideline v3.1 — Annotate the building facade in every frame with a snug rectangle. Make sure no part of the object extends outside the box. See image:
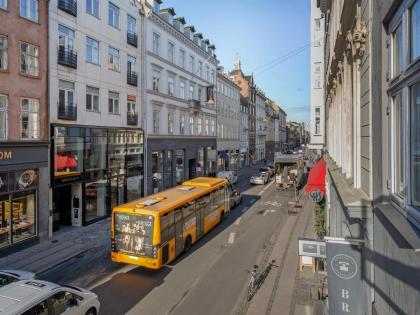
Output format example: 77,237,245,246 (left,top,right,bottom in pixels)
143,1,218,194
239,95,250,167
0,0,49,254
265,99,280,163
216,70,241,171
49,0,145,230
255,87,267,162
309,0,325,151
321,0,420,313
278,106,287,151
